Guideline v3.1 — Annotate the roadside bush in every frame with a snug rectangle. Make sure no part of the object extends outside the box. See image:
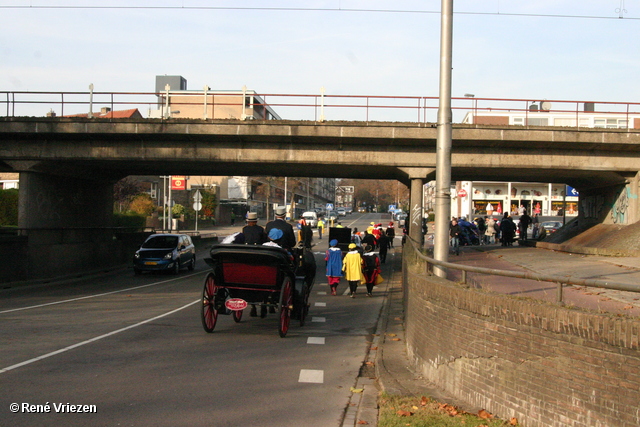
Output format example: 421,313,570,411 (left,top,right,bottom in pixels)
113,212,146,230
